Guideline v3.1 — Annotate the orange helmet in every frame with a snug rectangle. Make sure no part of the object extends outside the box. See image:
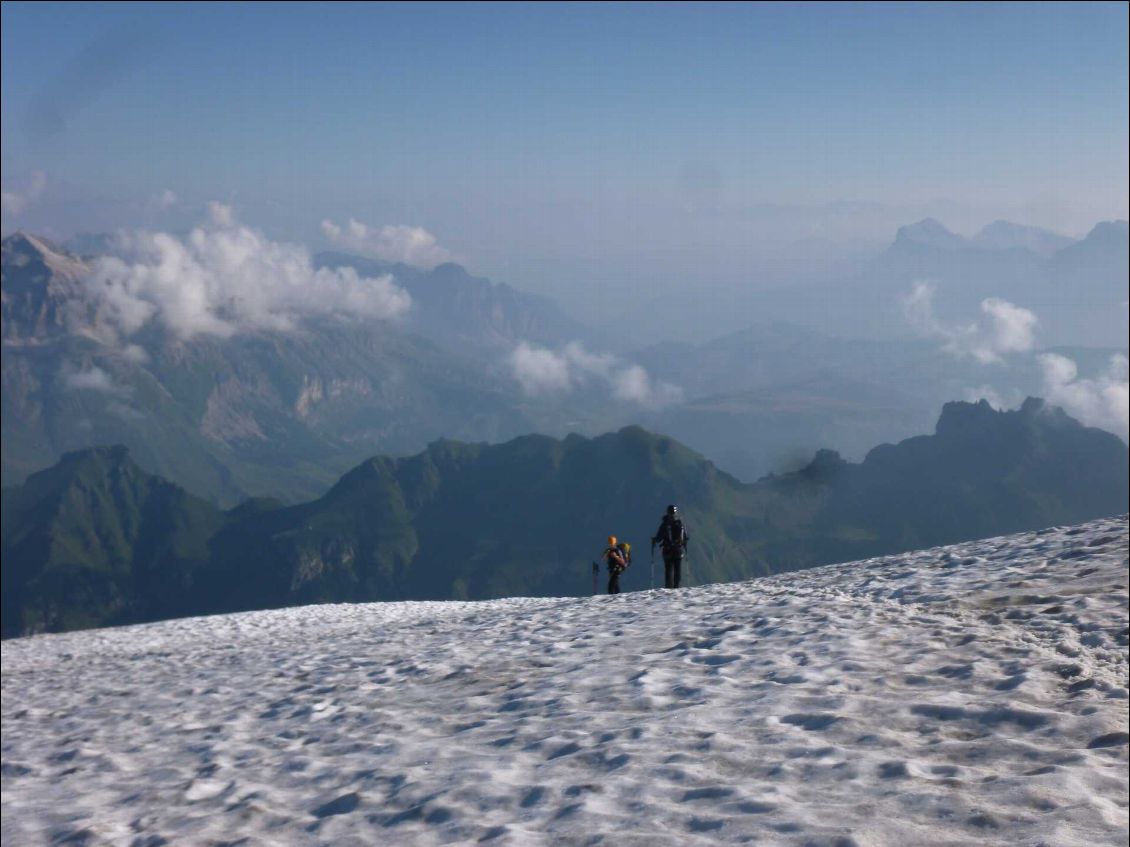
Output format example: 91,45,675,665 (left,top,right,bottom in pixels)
607,535,617,546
